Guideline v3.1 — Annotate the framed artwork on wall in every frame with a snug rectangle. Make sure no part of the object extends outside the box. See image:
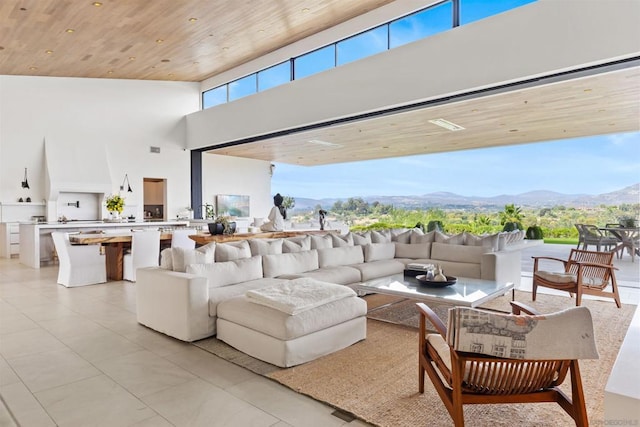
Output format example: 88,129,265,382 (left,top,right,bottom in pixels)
216,194,250,217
